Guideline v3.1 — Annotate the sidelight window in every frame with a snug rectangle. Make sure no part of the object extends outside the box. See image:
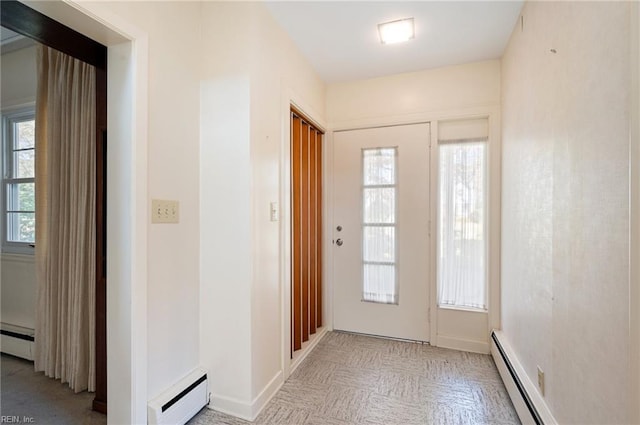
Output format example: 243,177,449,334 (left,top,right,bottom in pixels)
437,140,487,310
